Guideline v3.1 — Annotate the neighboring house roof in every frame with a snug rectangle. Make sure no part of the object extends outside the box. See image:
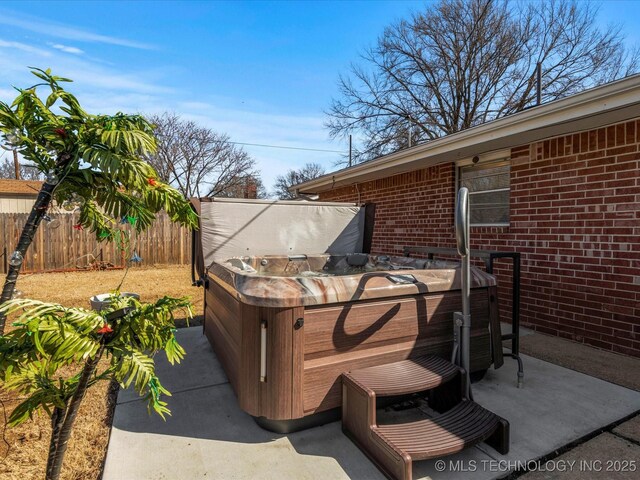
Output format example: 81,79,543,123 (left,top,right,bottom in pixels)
295,73,640,194
0,179,43,196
